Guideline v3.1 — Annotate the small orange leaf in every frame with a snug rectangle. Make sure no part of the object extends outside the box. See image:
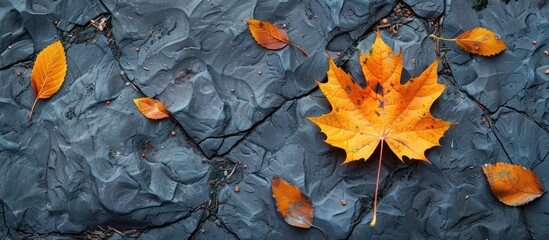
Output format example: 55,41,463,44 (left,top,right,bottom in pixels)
483,162,544,206
271,177,313,228
133,98,170,120
247,19,308,56
431,28,506,56
455,28,506,56
29,40,67,119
